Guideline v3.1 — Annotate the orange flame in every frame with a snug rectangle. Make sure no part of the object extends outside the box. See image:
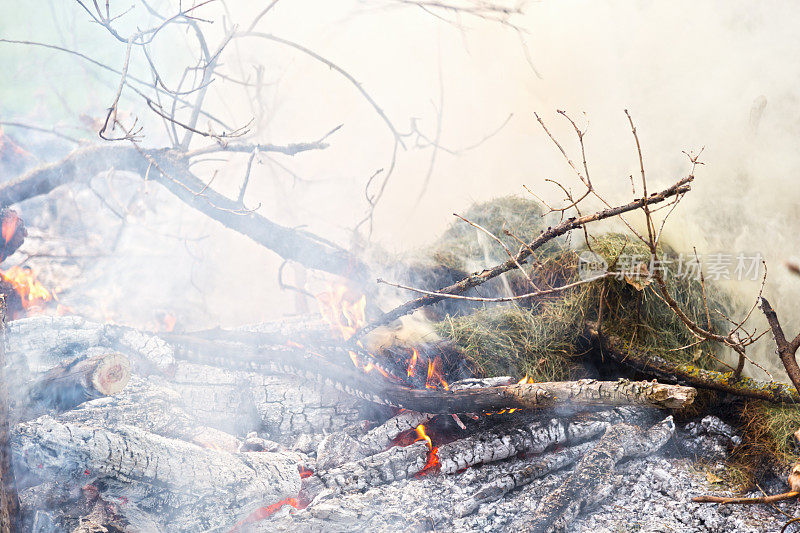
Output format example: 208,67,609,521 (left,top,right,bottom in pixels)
1,265,53,311
316,285,366,341
425,357,449,390
407,347,419,377
517,374,535,385
414,424,432,450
